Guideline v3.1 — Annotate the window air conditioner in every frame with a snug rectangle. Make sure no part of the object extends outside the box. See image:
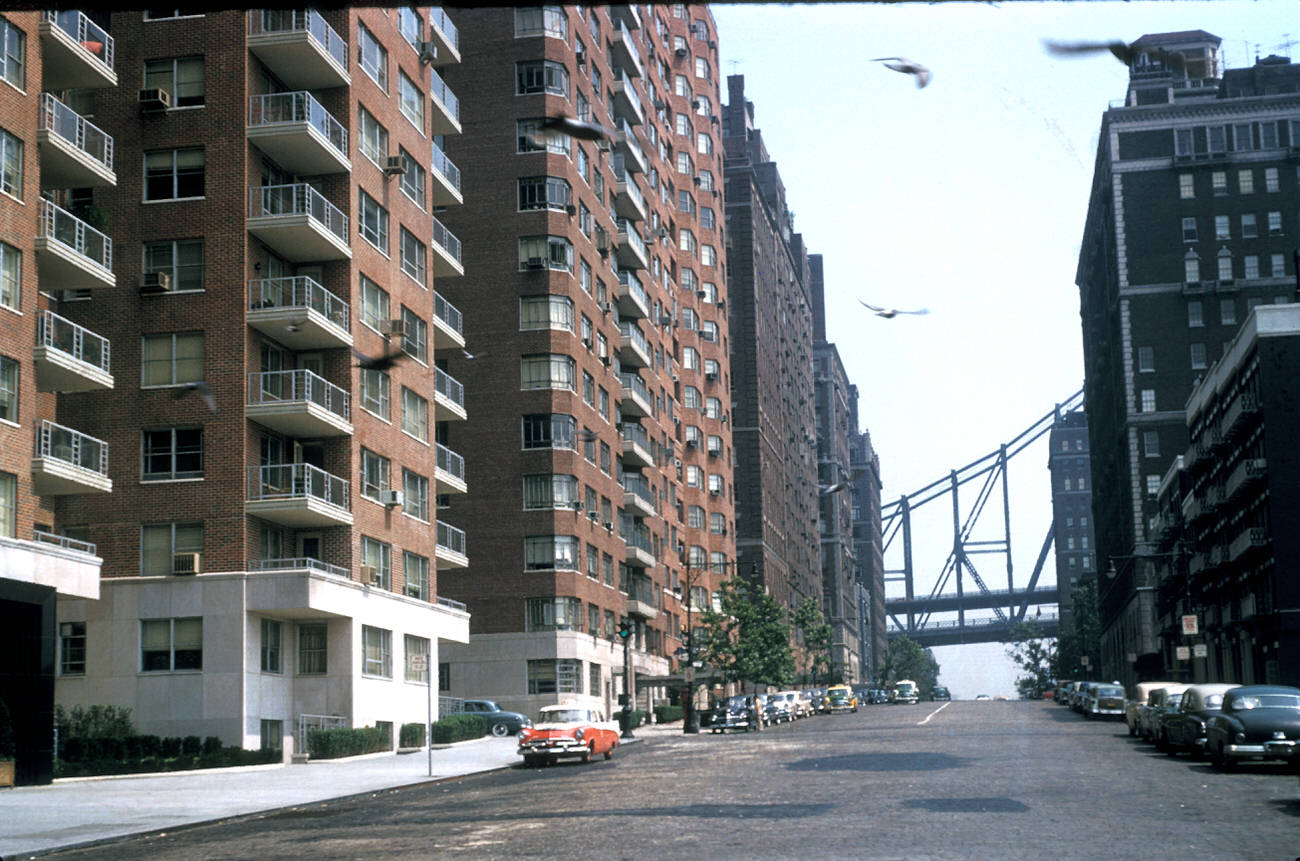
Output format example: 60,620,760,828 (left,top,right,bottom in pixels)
685,438,697,448
382,319,408,337
418,41,438,65
383,155,406,175
696,289,707,299
173,552,201,575
380,489,405,507
140,271,172,294
566,203,578,216
525,257,546,269
675,48,687,58
705,371,718,381
139,88,170,111
602,302,613,314
708,447,721,458
710,488,721,496
604,521,614,532
589,510,600,521
360,565,380,585
573,500,584,510
601,355,612,367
